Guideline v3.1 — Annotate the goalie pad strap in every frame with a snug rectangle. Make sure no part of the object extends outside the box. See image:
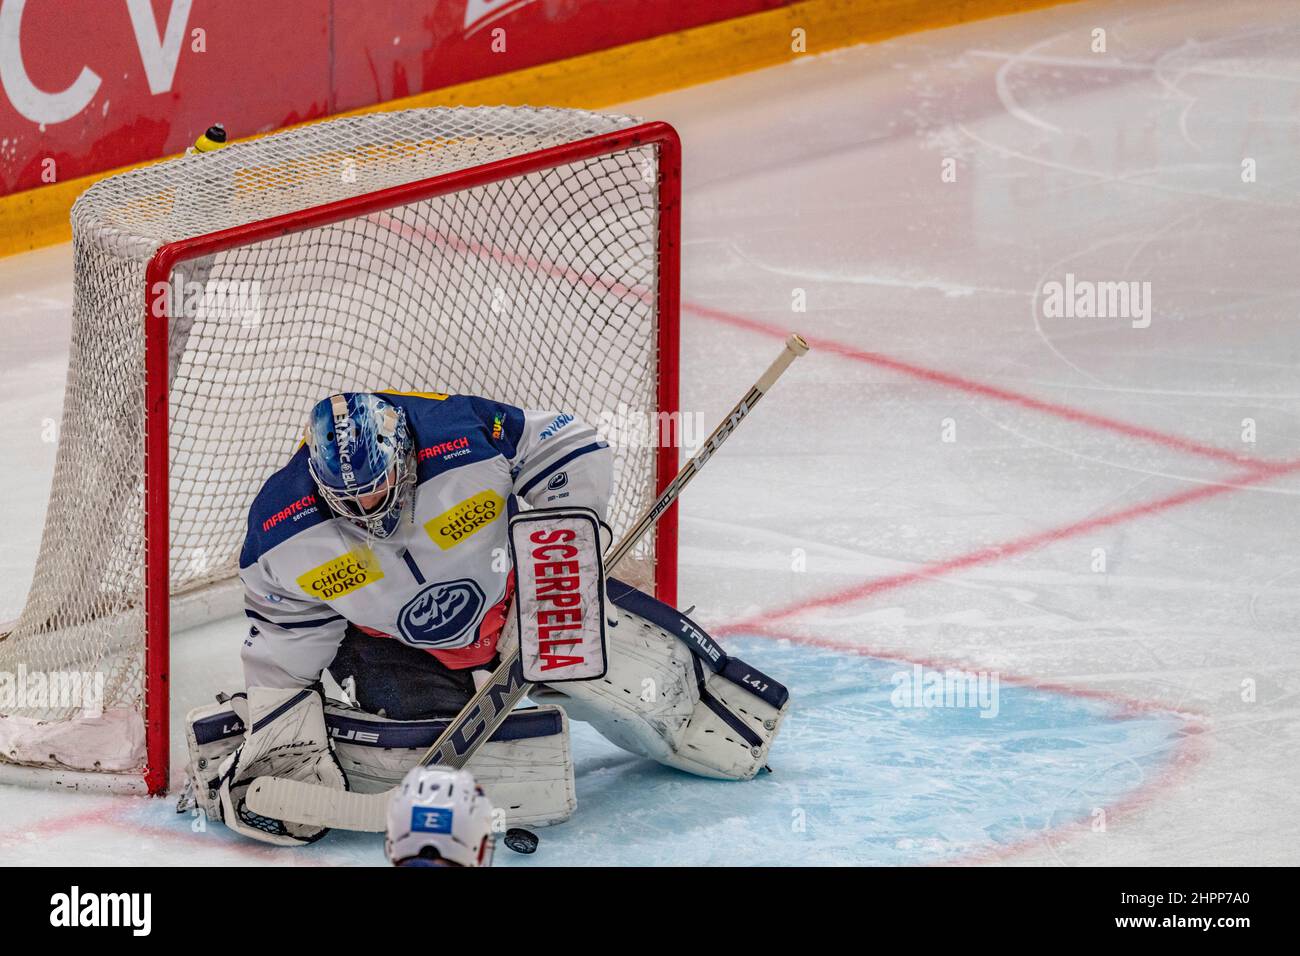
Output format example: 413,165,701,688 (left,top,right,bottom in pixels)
189,704,564,753
691,655,765,750
608,578,789,711
324,708,562,748
250,688,313,733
